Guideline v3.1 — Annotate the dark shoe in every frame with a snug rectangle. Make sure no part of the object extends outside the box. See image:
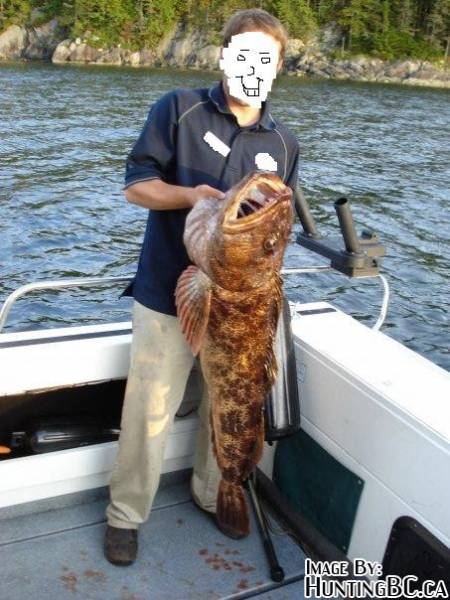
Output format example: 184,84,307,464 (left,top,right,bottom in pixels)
104,524,138,566
191,497,248,540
